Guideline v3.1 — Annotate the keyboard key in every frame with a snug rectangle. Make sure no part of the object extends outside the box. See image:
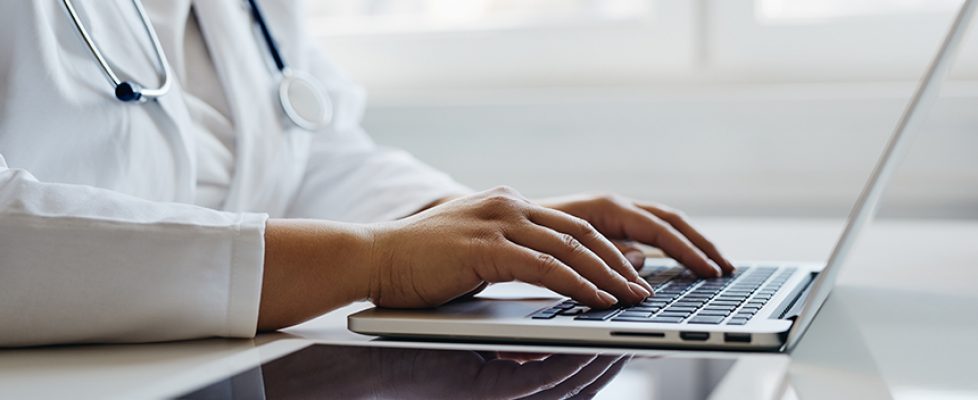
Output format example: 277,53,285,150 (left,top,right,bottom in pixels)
645,297,675,304
688,316,725,324
626,306,661,313
703,305,736,311
672,301,705,308
727,318,749,325
697,310,730,316
659,311,692,318
665,306,698,313
710,301,740,307
612,316,655,323
559,307,588,316
649,316,684,323
575,309,621,321
531,310,559,319
619,311,653,318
